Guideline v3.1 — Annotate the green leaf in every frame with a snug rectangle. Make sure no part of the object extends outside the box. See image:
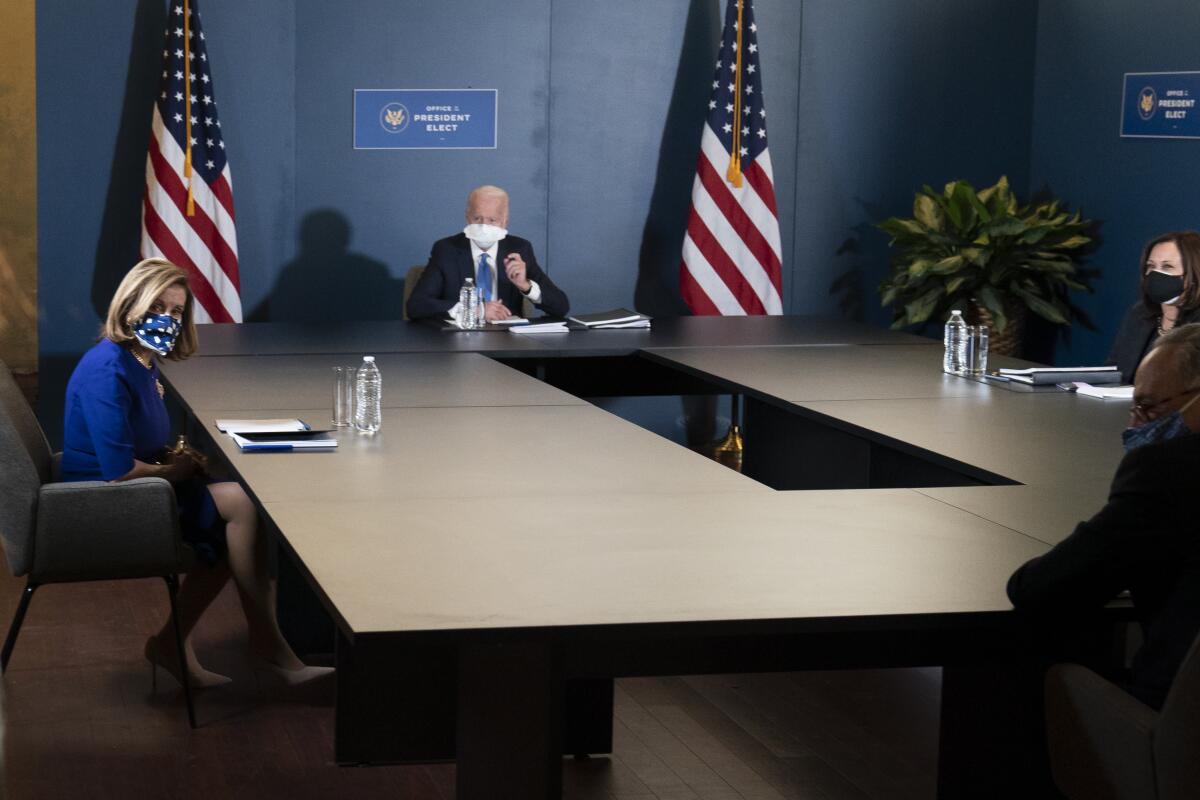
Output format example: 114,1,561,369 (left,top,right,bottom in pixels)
1055,235,1091,250
907,258,935,278
945,276,968,294
979,175,1011,217
937,191,964,229
1021,259,1077,274
976,285,1009,332
1011,285,1069,324
880,286,899,307
967,188,992,224
1019,225,1054,245
879,218,926,239
913,194,943,231
950,182,979,231
904,286,944,324
961,247,989,267
983,218,1027,238
930,254,966,274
